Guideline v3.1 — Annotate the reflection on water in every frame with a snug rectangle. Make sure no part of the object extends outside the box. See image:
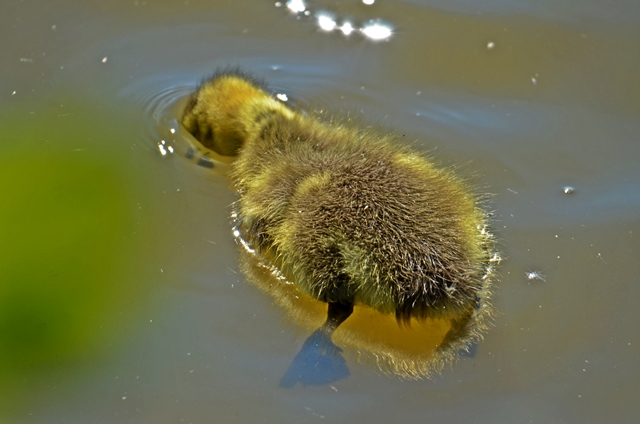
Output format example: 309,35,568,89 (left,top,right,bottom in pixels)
2,0,639,422
238,236,497,380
